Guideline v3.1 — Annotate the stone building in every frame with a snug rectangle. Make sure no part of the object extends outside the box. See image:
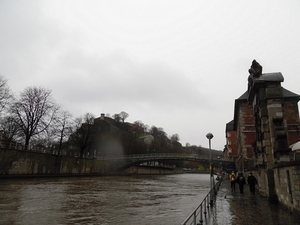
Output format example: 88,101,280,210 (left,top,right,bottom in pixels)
233,70,300,173
231,60,300,211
